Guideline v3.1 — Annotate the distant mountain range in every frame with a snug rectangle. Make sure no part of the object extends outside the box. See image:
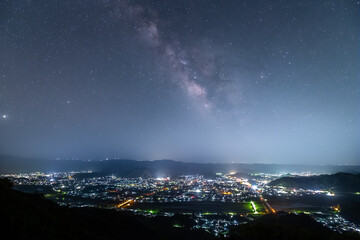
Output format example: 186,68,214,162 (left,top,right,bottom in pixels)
268,172,360,192
1,155,360,177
